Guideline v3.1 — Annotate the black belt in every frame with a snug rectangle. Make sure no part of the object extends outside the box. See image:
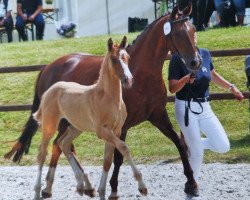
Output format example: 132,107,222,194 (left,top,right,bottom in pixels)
177,96,210,103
